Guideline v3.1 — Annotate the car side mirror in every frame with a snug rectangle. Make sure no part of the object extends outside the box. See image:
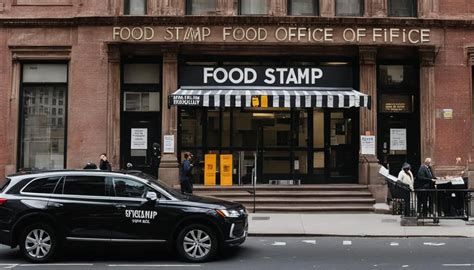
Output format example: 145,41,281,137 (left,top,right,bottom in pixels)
145,191,158,201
